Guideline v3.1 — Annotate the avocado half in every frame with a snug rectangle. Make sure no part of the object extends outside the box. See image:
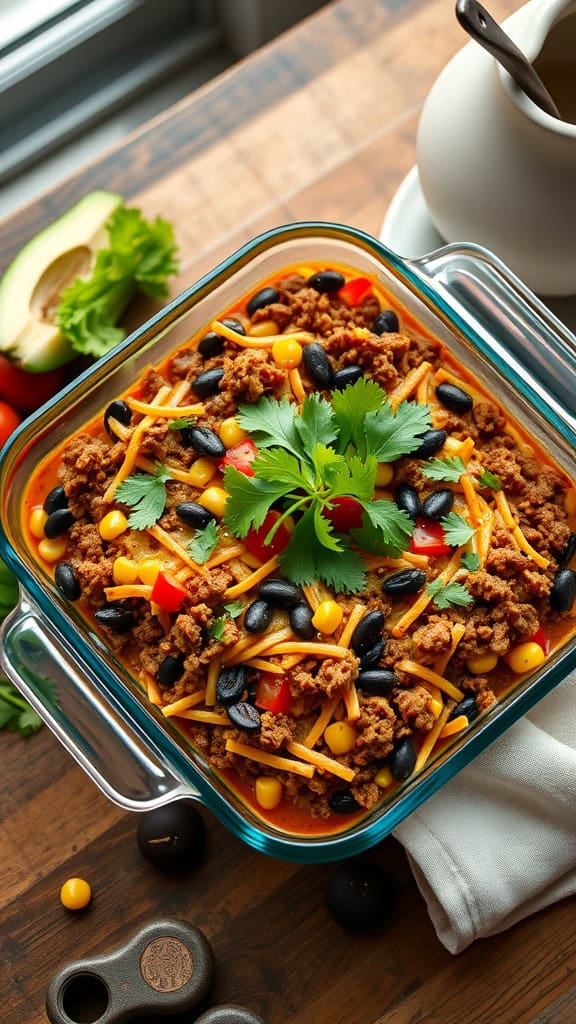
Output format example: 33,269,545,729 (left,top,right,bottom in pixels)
0,190,123,372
